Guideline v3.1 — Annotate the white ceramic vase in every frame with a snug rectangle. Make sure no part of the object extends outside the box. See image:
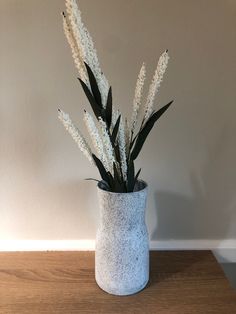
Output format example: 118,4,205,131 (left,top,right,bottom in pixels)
95,180,149,296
